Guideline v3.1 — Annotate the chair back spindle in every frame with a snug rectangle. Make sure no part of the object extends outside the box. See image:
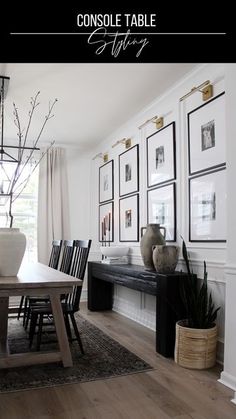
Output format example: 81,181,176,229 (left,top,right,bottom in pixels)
59,240,75,274
48,240,62,269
